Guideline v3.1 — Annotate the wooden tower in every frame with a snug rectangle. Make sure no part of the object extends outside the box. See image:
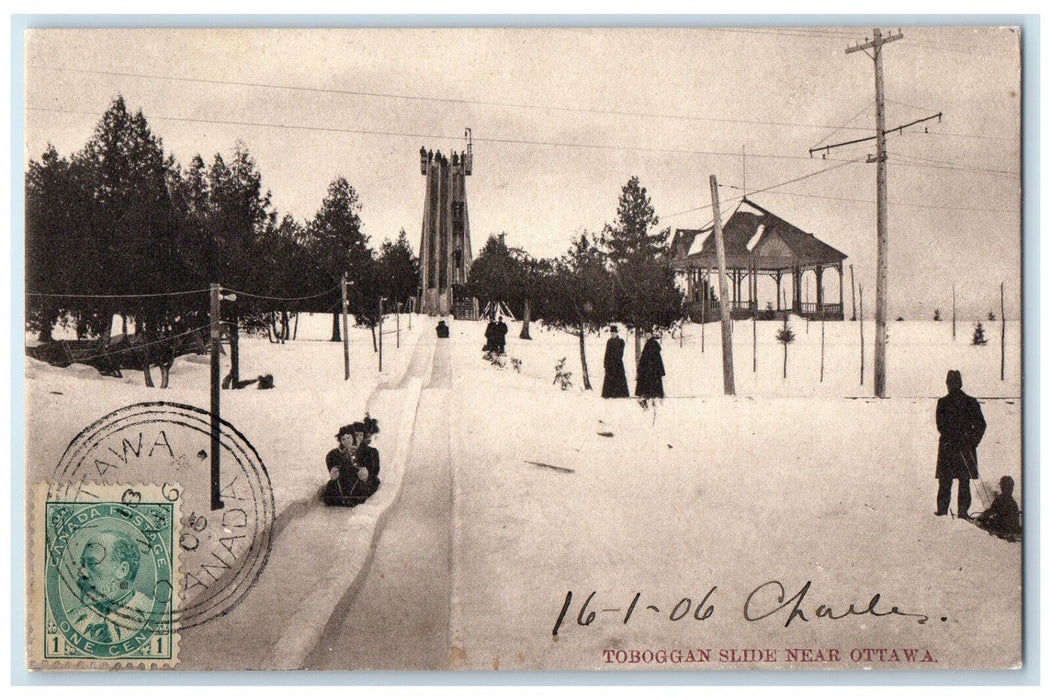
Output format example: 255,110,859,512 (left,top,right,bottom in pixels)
418,132,473,316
